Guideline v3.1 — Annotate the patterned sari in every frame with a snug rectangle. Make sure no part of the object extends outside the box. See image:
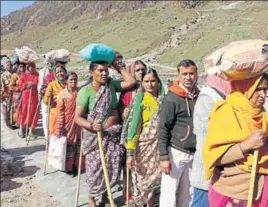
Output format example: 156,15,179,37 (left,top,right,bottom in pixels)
122,82,165,206
81,82,124,200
